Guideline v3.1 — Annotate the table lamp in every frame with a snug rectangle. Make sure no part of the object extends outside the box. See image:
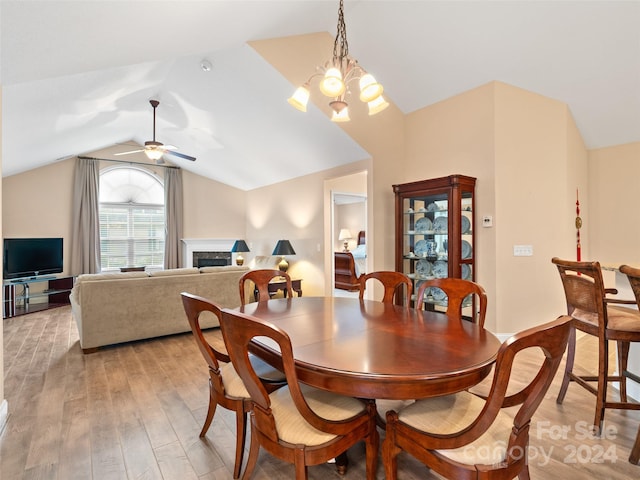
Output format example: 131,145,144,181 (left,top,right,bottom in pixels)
338,228,352,252
272,240,296,273
231,239,250,266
